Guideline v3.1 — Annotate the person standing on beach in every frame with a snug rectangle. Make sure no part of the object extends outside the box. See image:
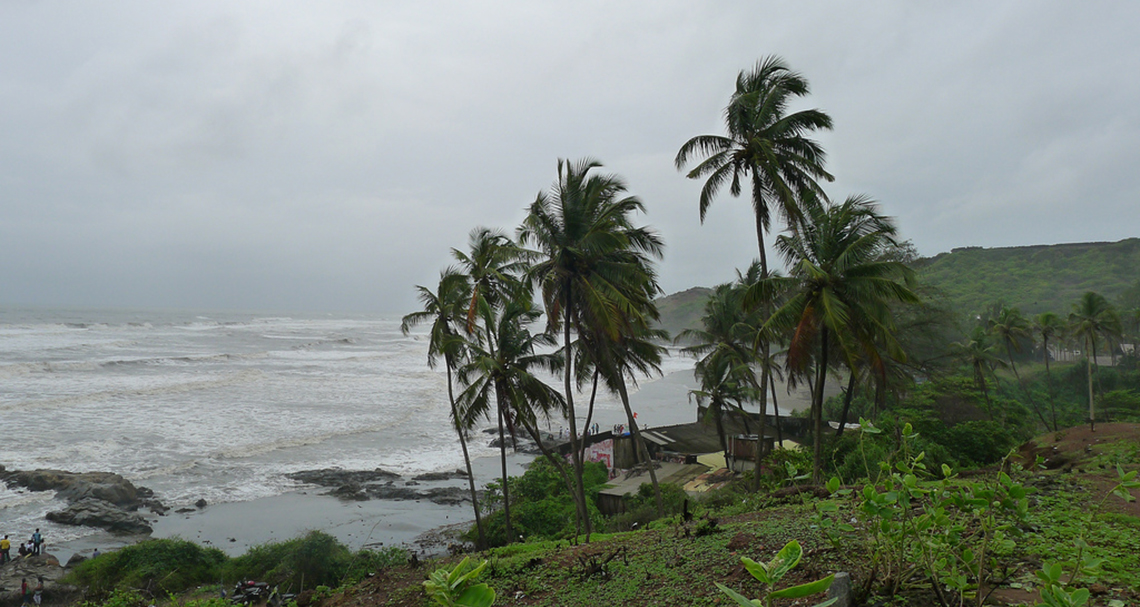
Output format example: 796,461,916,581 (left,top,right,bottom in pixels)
1,534,10,564
21,578,28,604
31,529,42,556
33,577,44,606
